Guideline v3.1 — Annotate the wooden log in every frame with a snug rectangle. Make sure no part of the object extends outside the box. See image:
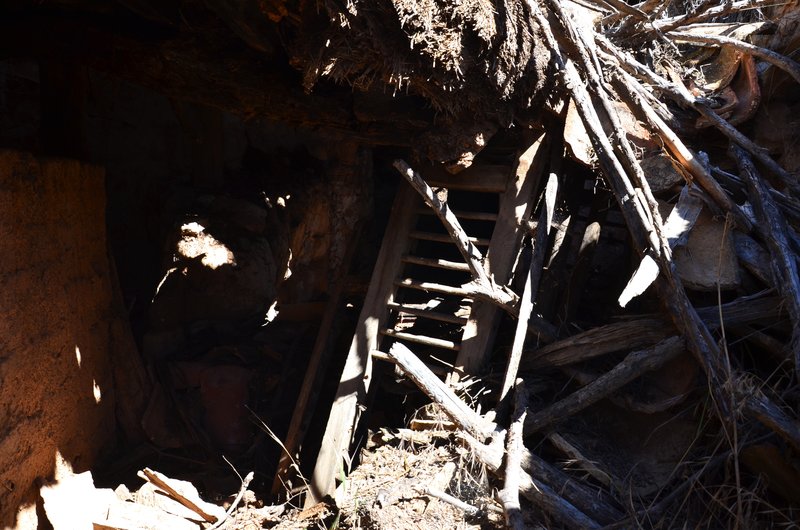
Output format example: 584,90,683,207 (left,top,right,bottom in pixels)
730,145,800,376
498,381,528,530
388,342,493,439
526,292,784,369
523,318,670,369
524,337,685,435
390,337,618,527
